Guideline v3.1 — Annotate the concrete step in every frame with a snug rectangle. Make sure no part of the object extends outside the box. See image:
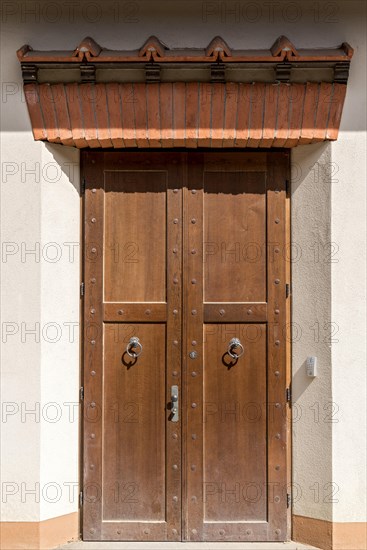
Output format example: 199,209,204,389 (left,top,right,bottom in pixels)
57,541,321,550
